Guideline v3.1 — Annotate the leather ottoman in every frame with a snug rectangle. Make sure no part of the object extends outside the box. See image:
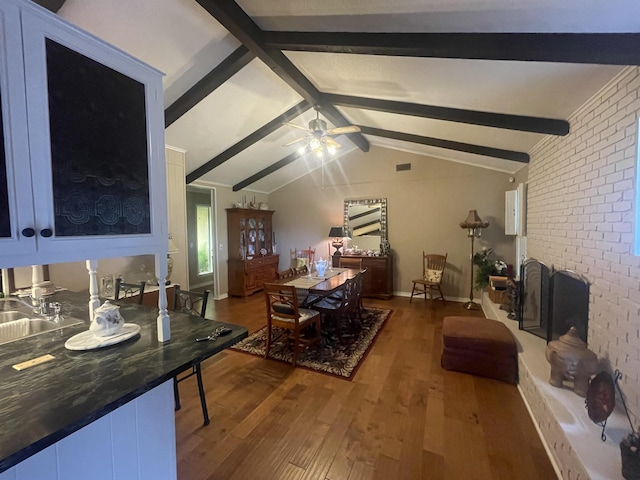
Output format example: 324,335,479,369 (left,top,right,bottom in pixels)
441,316,518,384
